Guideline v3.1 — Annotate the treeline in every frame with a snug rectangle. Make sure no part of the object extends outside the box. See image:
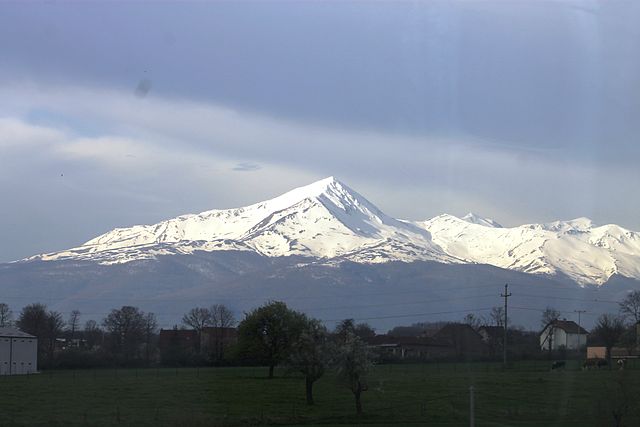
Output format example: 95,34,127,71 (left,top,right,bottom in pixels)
0,300,375,413
0,302,158,369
